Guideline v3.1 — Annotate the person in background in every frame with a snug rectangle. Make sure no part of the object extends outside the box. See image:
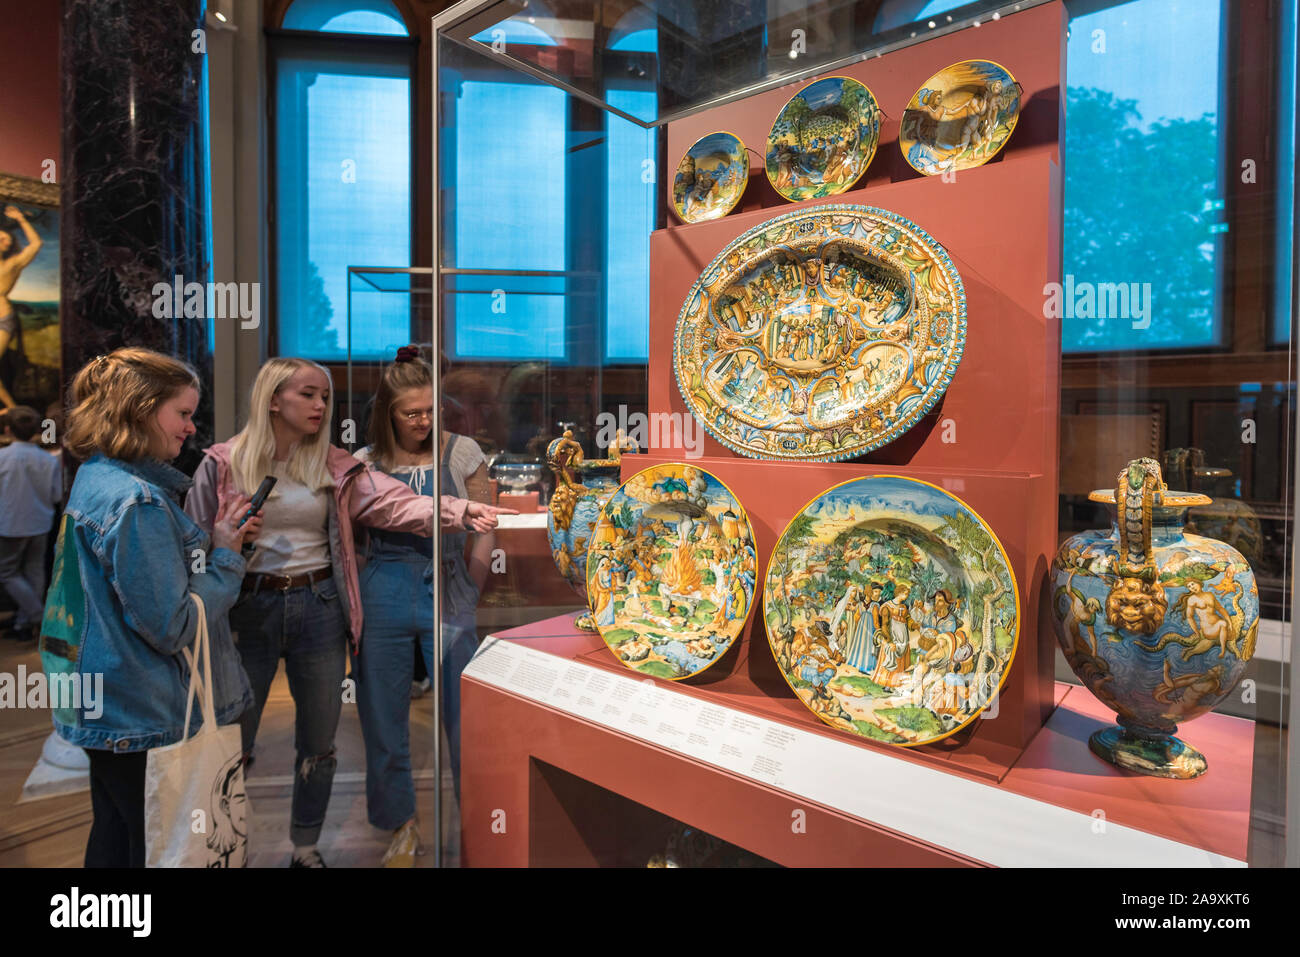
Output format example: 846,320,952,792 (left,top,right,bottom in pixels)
0,405,62,641
185,356,509,868
353,346,496,867
40,349,260,867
